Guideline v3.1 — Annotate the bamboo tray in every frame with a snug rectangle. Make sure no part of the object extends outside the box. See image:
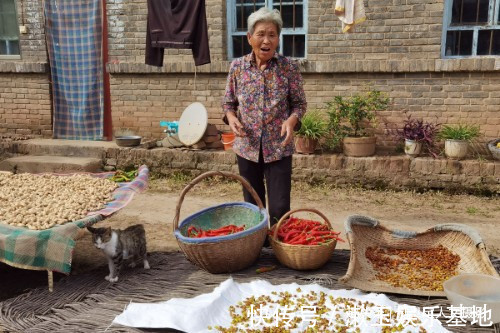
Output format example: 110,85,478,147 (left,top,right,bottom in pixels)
340,215,499,297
